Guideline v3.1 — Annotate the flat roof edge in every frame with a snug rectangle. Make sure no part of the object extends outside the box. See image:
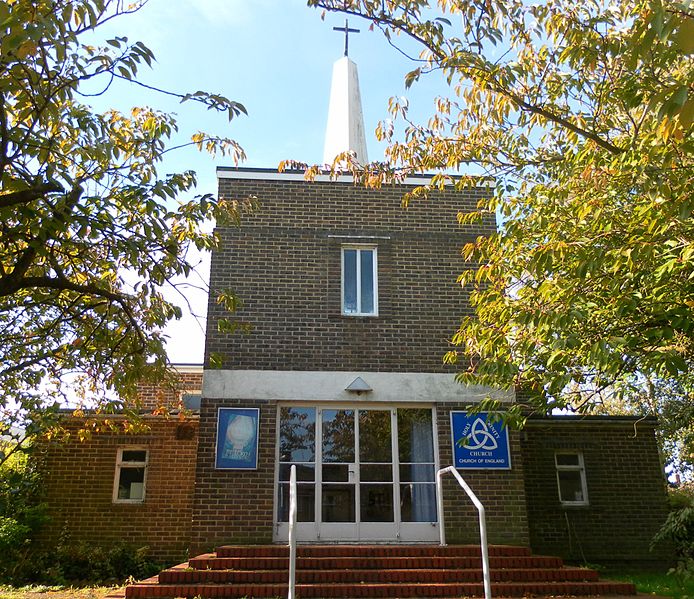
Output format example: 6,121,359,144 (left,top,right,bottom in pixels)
171,363,203,374
216,166,494,186
526,414,658,425
56,410,200,418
